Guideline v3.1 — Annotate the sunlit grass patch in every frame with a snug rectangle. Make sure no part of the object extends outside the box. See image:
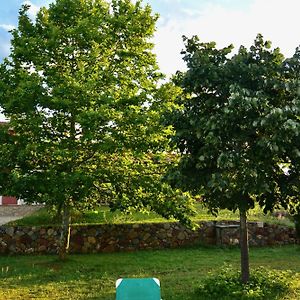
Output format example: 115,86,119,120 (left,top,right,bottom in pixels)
9,204,295,228
0,245,299,300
